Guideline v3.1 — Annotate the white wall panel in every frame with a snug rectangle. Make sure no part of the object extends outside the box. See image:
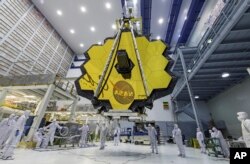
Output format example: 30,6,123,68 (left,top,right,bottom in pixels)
0,0,74,77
